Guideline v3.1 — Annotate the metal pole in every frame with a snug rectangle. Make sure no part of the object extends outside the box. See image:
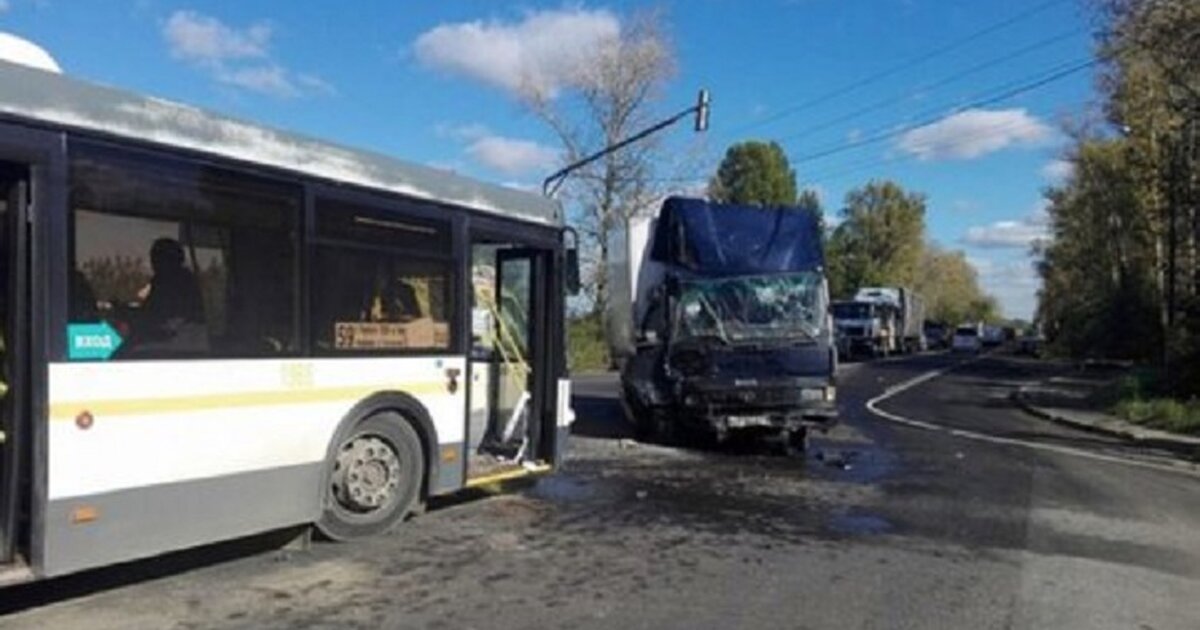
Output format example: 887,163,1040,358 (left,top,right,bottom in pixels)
542,89,710,198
